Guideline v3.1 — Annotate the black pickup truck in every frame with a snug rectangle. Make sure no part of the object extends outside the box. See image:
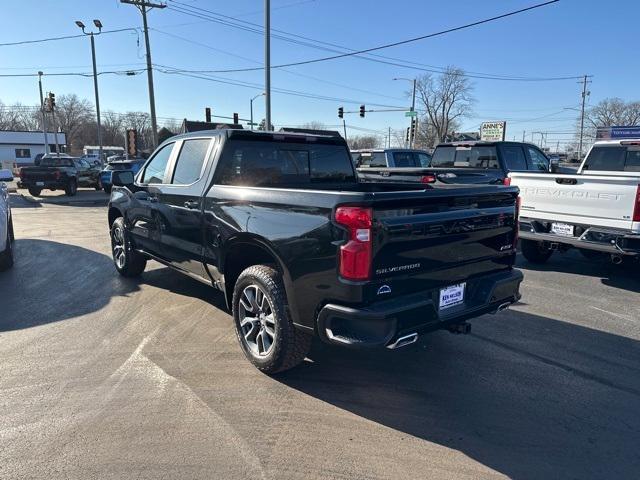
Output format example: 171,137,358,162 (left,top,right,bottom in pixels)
18,156,101,196
107,129,522,373
358,141,559,185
